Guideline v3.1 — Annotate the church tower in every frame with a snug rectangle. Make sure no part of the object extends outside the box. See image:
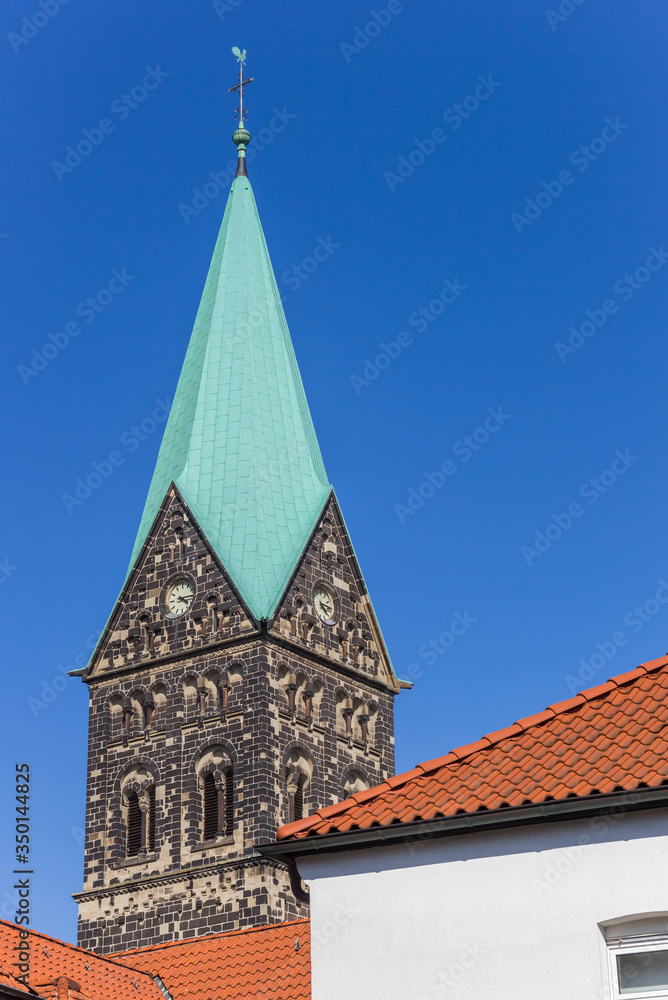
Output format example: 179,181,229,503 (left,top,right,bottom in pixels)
73,60,403,955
